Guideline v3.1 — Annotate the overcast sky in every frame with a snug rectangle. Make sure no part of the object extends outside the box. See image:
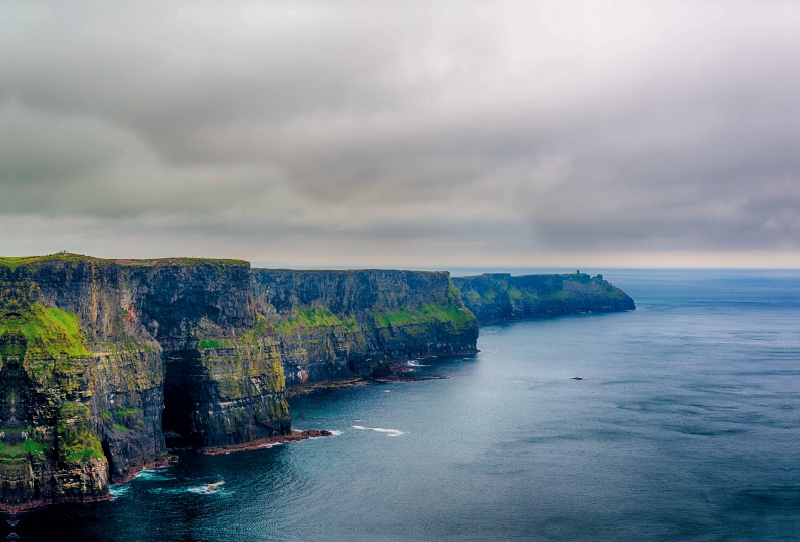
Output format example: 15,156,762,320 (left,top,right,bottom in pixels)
2,0,799,268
